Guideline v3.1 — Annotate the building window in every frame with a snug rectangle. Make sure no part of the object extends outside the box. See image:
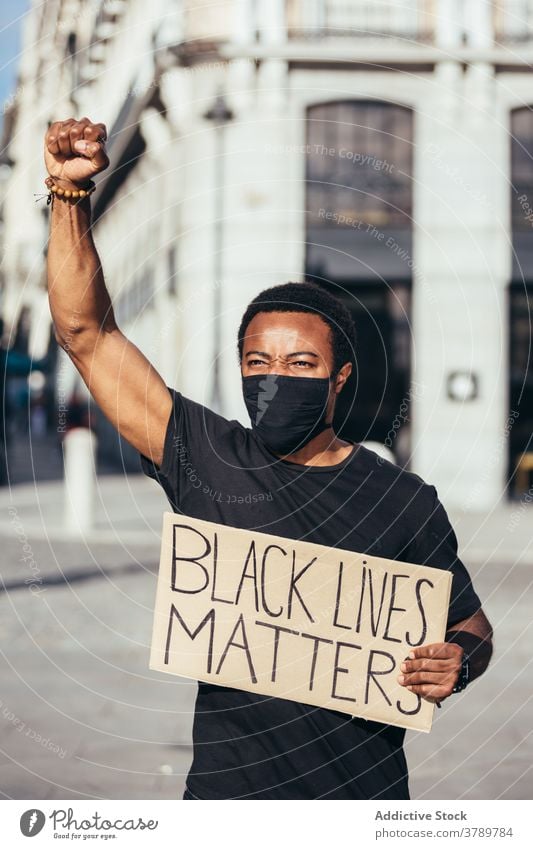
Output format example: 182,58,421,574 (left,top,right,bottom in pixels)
509,283,533,493
167,245,177,296
509,106,533,494
114,266,155,326
511,105,533,232
304,100,414,459
287,0,434,42
306,100,413,230
66,31,78,92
